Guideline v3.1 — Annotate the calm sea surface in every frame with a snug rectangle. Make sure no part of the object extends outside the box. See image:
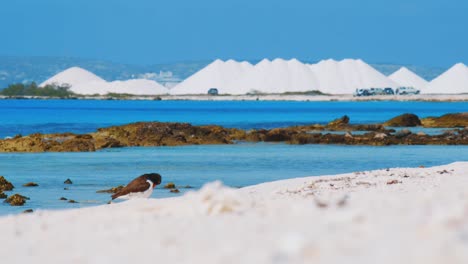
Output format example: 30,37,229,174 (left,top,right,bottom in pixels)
0,100,467,215
0,100,467,137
